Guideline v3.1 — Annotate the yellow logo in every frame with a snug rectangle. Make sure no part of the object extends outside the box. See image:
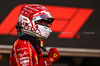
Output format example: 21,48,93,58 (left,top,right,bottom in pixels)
53,53,58,58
